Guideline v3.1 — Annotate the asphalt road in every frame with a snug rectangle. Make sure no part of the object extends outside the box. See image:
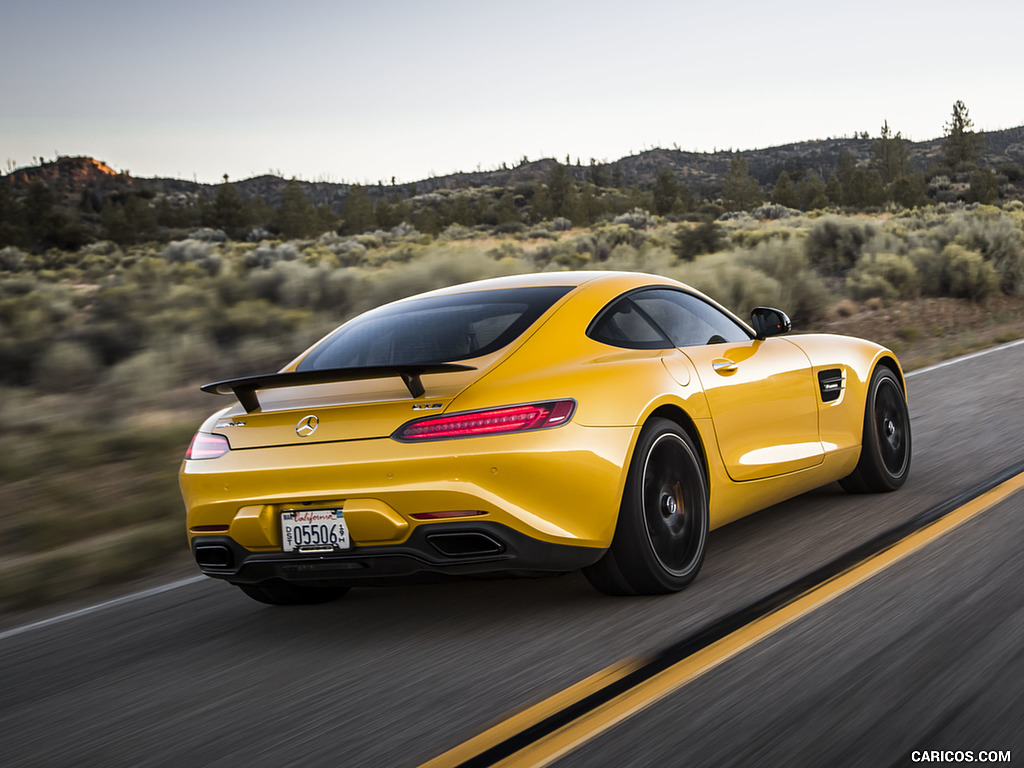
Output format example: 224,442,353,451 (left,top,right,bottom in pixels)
3,342,1024,768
